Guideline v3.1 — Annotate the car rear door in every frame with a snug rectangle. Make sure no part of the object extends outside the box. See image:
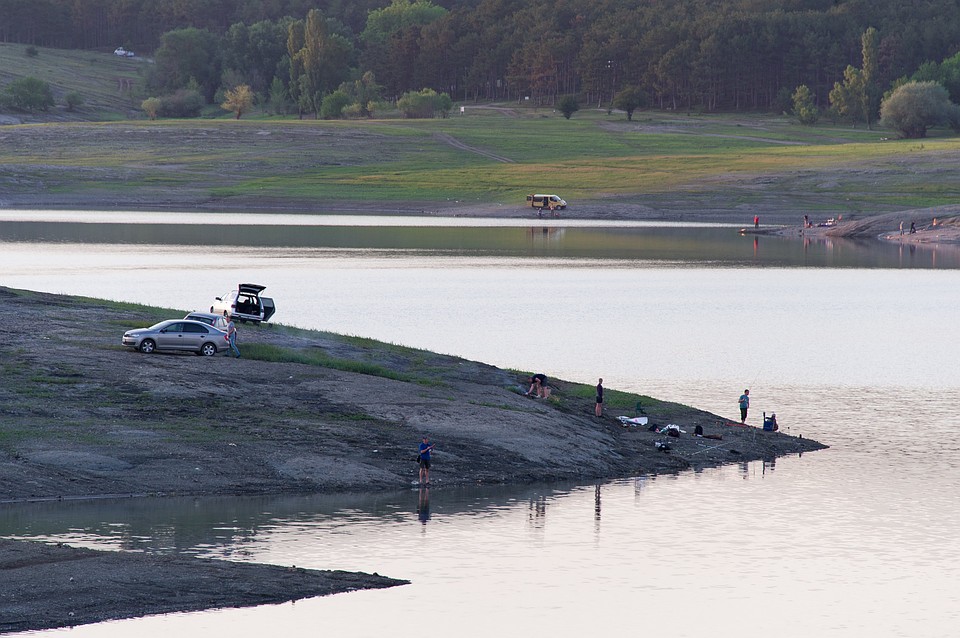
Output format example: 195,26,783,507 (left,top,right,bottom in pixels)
181,323,209,351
